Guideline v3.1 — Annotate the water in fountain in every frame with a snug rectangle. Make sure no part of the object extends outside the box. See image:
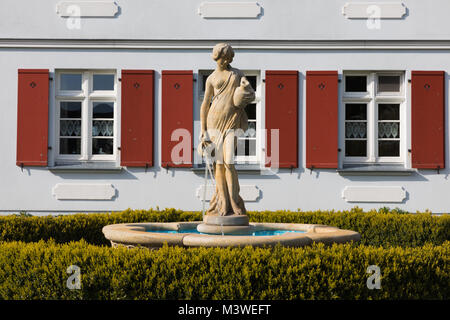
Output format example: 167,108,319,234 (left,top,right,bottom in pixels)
146,229,306,236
